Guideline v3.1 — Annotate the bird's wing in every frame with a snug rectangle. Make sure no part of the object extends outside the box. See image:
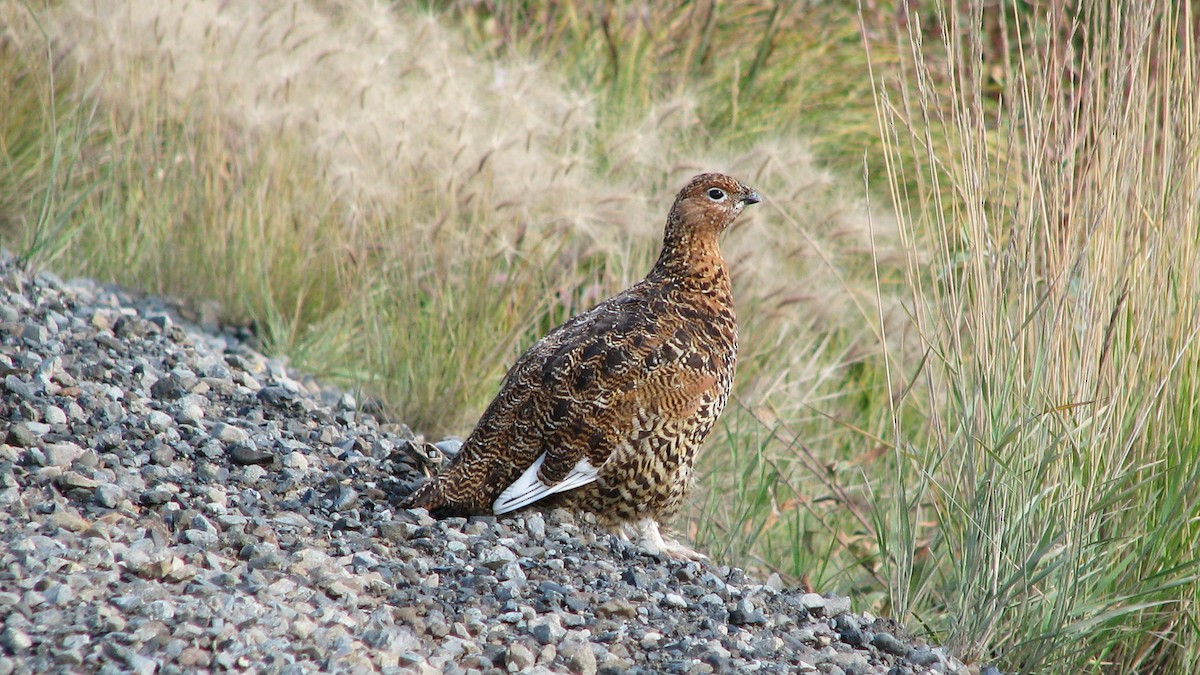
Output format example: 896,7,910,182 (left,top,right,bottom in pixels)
489,287,725,514
493,453,599,514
